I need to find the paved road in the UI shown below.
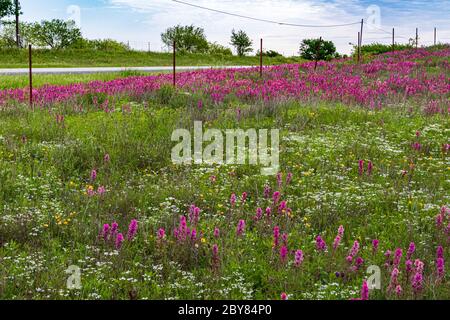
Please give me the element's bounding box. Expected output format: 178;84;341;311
0;65;252;75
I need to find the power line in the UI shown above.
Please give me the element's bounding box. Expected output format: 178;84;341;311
171;0;361;28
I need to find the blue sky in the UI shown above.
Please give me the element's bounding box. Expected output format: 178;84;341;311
16;0;450;54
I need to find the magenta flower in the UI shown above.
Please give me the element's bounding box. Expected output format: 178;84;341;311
265;207;272;218
255;207;263;221
286;172;293;185
273;226;280;248
214;227;220;238
411;272;423;294
127;219;138;241
236;220;245;236
241;192;248;202
349;241;360;258
230;193;237;207
436;258;445;279
372;239;379;252
315;236;327;251
393;248;403;267
405;260;413;274
263;185;271;198
157;228;165;240
97;186;106;196
338;225;344;237
389;268;399;291
294;250;304;267
280;292;288;300
395;285;402;297
101;224;110;241
278;200;287;214
280;245;288;263
272;191;281;204
111;221;118;235
360;280;369;300
333;235;341;251
358;160;364;176
104;153;110;163
115;233;124;250
90;169;97;181
414;259;424;274
276;172;283;188
281;233;288;246
406;242;416;260
197;99;203;110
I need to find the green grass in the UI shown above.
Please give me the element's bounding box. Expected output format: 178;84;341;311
0;88;448;299
0;48;303;68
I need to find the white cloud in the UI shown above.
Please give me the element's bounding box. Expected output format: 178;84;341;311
109;0;370;55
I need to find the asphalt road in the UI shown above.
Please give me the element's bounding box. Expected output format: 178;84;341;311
0;65;252;75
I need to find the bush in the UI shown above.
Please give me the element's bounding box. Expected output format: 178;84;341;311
207;42;232;56
71;38;129;51
300;38;337;61
357;43;412;55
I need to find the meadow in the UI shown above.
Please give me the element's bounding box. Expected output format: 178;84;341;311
0;47;448;300
0;48;302;69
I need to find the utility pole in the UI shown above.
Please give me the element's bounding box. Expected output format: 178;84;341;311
434;27;437;45
415;28;418;49
392;28;395;52
357;32;361;64
15;0;20;48
314;36;322;71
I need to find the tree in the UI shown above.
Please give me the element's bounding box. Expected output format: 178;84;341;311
0;0;20;47
300;38;337;61
230;29;253;56
30;19;82;49
161;25;208;53
0;0;15;19
0;20;32;47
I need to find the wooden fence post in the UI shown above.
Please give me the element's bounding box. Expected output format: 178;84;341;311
29;44;33;108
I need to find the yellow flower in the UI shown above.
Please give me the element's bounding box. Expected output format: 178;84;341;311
201;238;206;244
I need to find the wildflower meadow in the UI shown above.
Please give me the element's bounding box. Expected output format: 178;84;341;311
0;47;449;300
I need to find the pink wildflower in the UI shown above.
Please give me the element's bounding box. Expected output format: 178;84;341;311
236;220;245;236
294;250;304;267
115;233;124;250
127;219;138;241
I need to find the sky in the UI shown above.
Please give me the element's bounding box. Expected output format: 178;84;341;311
12;0;450;55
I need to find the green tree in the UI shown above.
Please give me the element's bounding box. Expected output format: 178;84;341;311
230;29;253;56
161;24;209;53
0;20;32;47
0;0;15;19
300;38;337;61
30;19;82;49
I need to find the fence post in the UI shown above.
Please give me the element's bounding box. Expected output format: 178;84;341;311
392;28;395;52
29;44;33;108
434;27;437;45
260;38;263;77
173;40;176;87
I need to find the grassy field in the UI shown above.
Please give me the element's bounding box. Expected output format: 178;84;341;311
0;48;448;300
0;48;302;68
0;98;448;299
